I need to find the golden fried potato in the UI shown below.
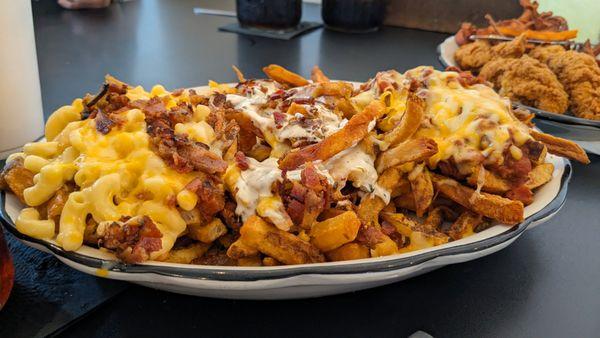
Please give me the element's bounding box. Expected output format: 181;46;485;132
311;65;330;83
309;211;361;252
188;218;228;243
381;91;425;146
262;64;309;87
530;130;589;164
408;163;434;217
279;100;385;170
163;242;211;264
239;216;325;265
525;163;554;190
375;138;438;173
446;211;483;241
431;173;524;225
326;243;370;261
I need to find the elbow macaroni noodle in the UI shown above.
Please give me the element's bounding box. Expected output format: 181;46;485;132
15;85;216;257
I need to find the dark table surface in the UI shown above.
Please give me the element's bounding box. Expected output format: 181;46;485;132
2;1;599;337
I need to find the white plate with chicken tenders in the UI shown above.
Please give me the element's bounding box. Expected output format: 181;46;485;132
437;1;600;154
0;64;585;299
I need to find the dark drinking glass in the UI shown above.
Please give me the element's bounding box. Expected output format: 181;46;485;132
236;0;302;30
322;0;387;33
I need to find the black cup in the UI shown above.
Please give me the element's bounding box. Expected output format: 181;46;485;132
236;0;302;30
322;0;387;33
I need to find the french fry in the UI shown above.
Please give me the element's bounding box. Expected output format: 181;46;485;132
309;211;361;252
279;100;385;170
163;242;210;264
312;81;354;98
381;91;425;147
232;65;245;82
262;64;309;87
446;211;483;241
335;97;358;119
431;173;524;225
311;65;330;83
357;167;401;225
408;163;434;217
227;238;259;259
239;216;325;265
394;193;416;211
422;207;444;233
188;218;228;243
525;163;554;190
466;166;511;194
262;257;281;266
375;138;438;173
326;242;370;261
370;234;399;257
496;27;578;41
530;130;589;164
286;102;308;116
381;212;449;252
237;256;263;266
390;176;411;198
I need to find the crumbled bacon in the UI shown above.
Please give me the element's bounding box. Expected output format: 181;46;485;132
151;132;227;174
280;163;330;229
95;110;117;134
446;66;488;87
234;151;249;170
184;174;225;217
220;197;242;230
98;216;163;264
273;111;286;129
356;225;386;249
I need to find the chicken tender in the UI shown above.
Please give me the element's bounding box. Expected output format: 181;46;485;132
479;58;518;88
454;40;492;72
498;56;568;114
490;34;527;59
569;82;600;120
529;45;567;64
543;50;600;119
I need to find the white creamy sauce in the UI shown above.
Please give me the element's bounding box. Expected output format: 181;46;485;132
322;145;388;203
233;157;282;221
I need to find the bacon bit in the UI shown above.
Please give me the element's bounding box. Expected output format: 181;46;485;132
171;88;185;97
291;97;314;105
165;194;177;208
95;110;116;134
268;89;287;101
108;82;127;95
210;93;226;108
446;66;488;87
98;216;163;264
234;151;249;170
184;174;225;217
221;198;242;230
300;163;328;192
356;225;386;248
280;163;330;229
506;185;534;205
381;221;408;248
273;111;286;128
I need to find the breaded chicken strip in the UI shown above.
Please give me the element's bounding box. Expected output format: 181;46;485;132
454;39;492;71
529;45;567;64
479;58;518;88
543;50;600;119
490;34;527;59
498;56;568;114
569;82;600;120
